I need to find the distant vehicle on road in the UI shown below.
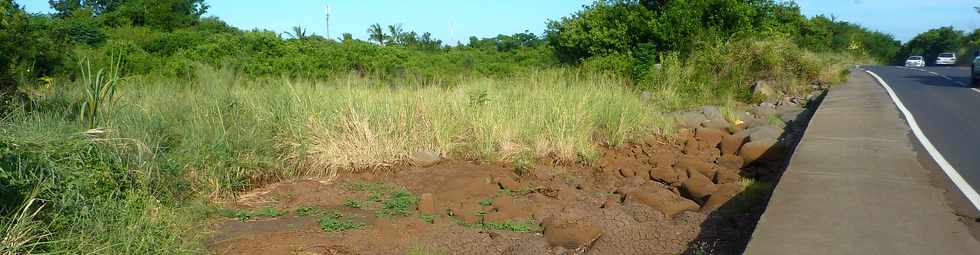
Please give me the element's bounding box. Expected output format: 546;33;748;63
936;53;957;66
972;55;980;87
905;56;925;67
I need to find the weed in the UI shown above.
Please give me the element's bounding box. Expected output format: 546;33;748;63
0;189;50;255
689;239;719;255
419;214;435;224
344;199;362;209
478;218;541;233
254;208;287;218
729;178;775;213
478;198;494;206
220;207;286;222
295;207;317;216
378;191;418;217
78;56;123;129
318;212;366;232
768;115;786;128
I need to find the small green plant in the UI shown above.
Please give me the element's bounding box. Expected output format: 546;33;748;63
344;199;362;209
378;191;418;217
295;207;317;216
78;56;123;129
220;207;287;221
419;214;435;224
478;219;540;233
254;207;287;218
478;198;494;206
318;211;366;232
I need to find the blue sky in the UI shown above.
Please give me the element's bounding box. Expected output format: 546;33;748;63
16;0;980;43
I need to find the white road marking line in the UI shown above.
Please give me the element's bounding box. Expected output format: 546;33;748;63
863;68;980;211
972;88;980;94
902;67;971;87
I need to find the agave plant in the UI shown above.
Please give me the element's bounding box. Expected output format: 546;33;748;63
79;56;123;129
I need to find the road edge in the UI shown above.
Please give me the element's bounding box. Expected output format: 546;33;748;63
861;67;980;211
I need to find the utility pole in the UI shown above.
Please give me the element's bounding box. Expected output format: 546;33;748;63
324;5;331;39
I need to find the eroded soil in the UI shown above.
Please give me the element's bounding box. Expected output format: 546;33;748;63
207;129;794;255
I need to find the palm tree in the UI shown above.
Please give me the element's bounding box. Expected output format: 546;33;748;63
367;23;387;46
285;26;308;39
387;24;404;46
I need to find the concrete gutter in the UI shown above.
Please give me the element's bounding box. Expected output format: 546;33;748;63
743;69;980;254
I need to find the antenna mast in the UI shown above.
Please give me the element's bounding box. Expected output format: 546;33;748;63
324;5;331;38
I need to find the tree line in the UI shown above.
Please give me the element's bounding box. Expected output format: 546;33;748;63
1;0;905;105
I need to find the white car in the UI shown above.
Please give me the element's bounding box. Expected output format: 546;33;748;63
936;53;957;65
905;56;925;67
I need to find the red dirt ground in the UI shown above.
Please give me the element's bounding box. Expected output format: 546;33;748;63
207;130;783;255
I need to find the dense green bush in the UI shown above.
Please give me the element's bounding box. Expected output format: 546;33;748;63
546;0;899;79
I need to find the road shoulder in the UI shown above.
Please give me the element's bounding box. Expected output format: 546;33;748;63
743;69;980;255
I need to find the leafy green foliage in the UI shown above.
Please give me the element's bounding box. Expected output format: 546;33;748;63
895;26;969;65
478;198;494;206
343;199;362;209
378;191;418;217
219;207;287;221
78;56;122;129
318;211;366;232
546;0;899;72
478;219;540;233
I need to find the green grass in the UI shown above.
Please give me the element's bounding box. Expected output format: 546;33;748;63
477;198;494;206
318;211;366;232
344;199;363;209
378;191;418;217
219;207;288;222
478;219;540;233
0;37;858;253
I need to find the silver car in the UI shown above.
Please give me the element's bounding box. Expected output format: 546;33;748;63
905;56;925;67
937;52;957;65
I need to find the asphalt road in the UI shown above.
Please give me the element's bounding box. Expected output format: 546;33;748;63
862;65;980;196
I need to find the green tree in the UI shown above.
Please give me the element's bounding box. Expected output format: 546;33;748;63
367;23;387;46
387;24;404;45
896;26;964;64
285;25;308;39
50;0;208;30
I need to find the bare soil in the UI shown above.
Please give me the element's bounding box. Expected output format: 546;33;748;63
206;126;797;255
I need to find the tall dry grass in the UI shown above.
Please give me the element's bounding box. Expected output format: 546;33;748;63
99;68;672;192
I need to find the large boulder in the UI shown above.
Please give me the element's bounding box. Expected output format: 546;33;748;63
681;169;718;202
678;112;708;129
675;156;717;179
701;106;724;121
751;102;777;118
740;139;780;163
713;168;740;185
701;119;731;130
720;131;749;155
778;106;806;123
410;150;443;167
650;167;684;186
700;183;742;213
695;127;726;148
716;154;745;170
627;183;699;217
746;126;782;142
542;210;603;252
